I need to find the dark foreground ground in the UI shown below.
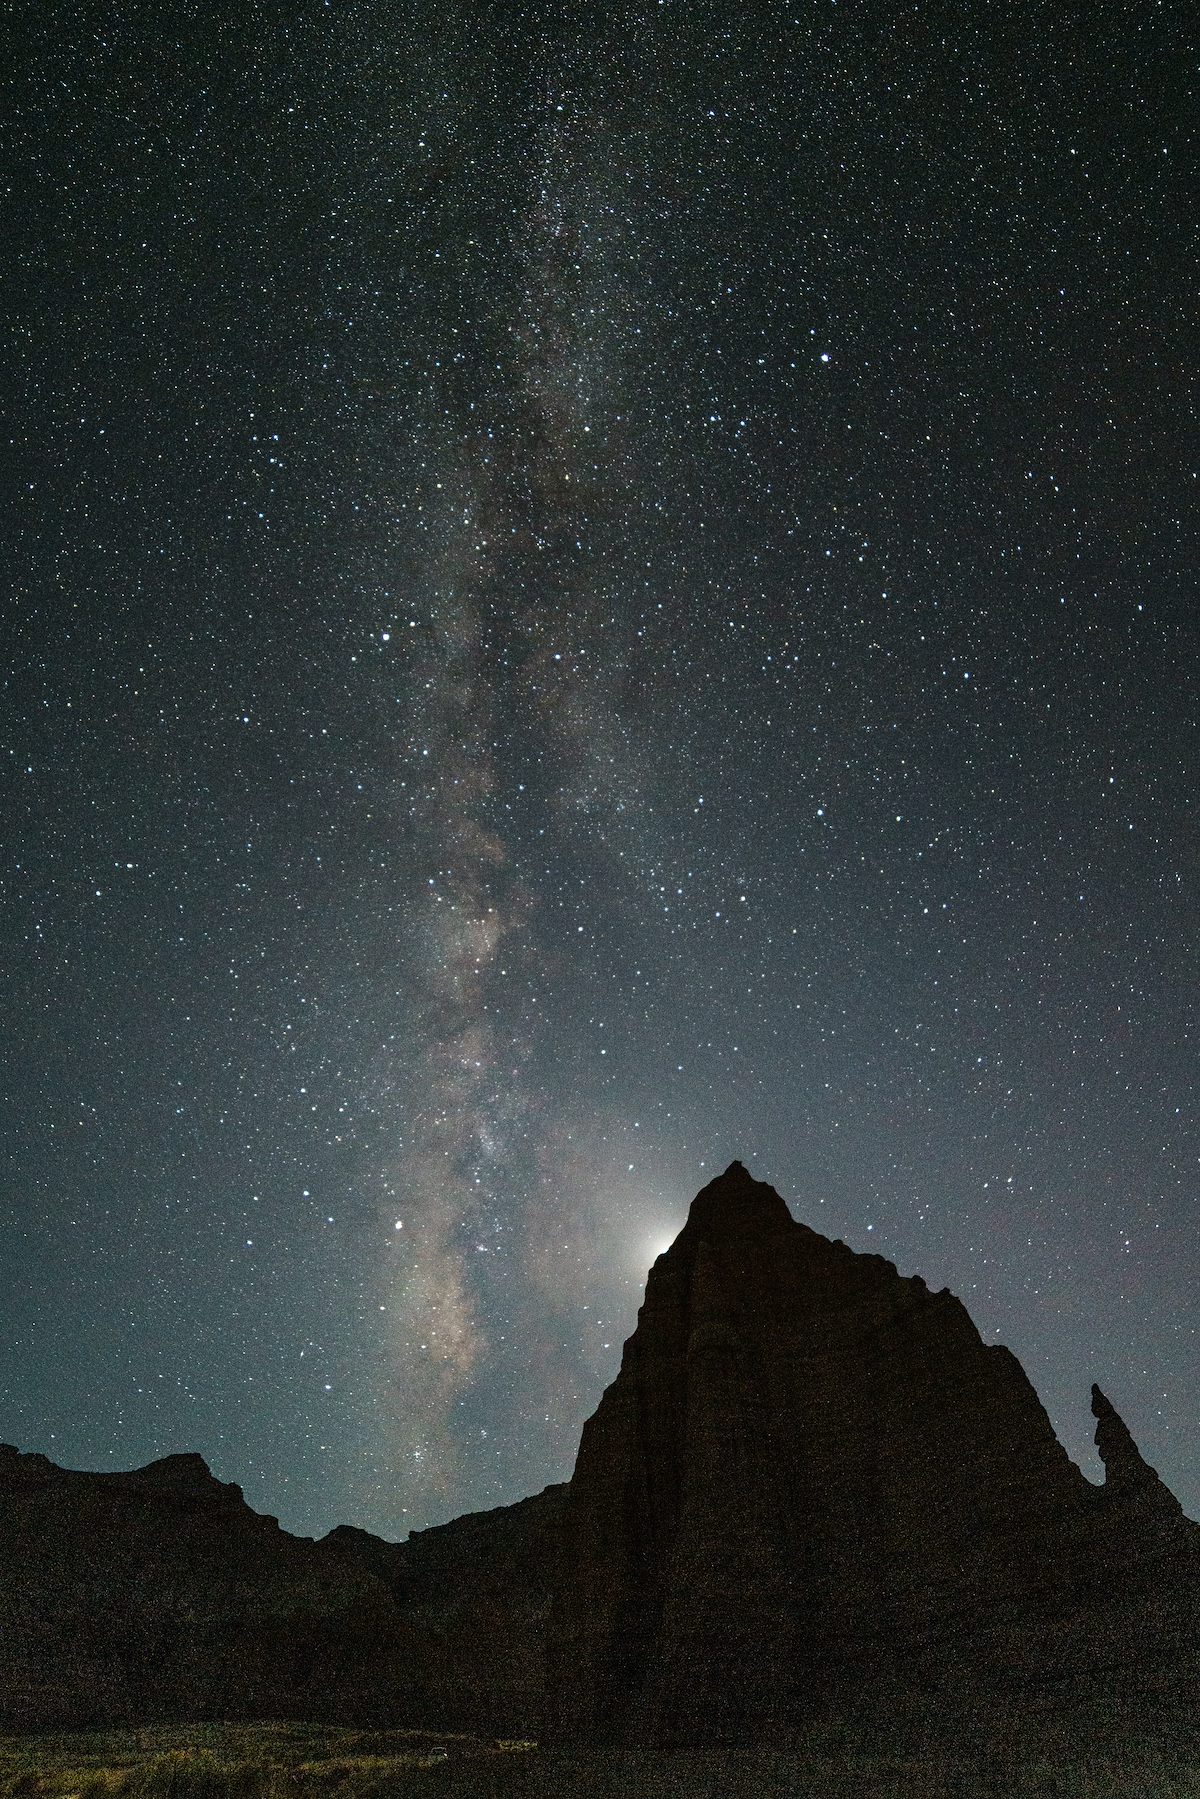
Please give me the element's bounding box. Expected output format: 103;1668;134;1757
1;1723;1197;1799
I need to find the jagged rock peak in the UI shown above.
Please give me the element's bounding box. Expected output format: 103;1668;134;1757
133;1452;219;1486
0;1444;55;1482
1091;1383;1182;1517
681;1158;795;1238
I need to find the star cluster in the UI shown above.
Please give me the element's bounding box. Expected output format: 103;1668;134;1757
1;0;1196;1535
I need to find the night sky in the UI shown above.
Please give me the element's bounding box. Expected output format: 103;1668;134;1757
3;1;1196;1540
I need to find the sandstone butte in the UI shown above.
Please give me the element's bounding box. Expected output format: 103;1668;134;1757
1;1161;1196;1758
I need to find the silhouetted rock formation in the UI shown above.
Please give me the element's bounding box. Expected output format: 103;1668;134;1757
1;1160;1197;1757
0;1443;411;1728
383;1483;565;1733
1092;1381;1184;1522
0;1441;558;1733
544;1164;1200;1753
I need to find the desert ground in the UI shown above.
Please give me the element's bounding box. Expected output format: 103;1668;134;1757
1;1722;1197;1799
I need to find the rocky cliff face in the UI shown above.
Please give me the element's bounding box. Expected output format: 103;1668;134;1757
1;1160;1196;1753
544;1162;1200;1751
0;1444;411;1728
0;1442;556;1732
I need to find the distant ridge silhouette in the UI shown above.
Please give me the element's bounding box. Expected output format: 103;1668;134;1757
2;1160;1196;1756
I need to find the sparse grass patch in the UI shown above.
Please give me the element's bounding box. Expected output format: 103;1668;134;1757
122;1751;276;1799
0;1727;540;1799
289;1756;450;1790
4;1727;1199;1799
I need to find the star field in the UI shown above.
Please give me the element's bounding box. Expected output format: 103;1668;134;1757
1;0;1196;1536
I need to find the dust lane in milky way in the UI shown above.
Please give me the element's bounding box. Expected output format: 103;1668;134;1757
1;2;1196;1535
